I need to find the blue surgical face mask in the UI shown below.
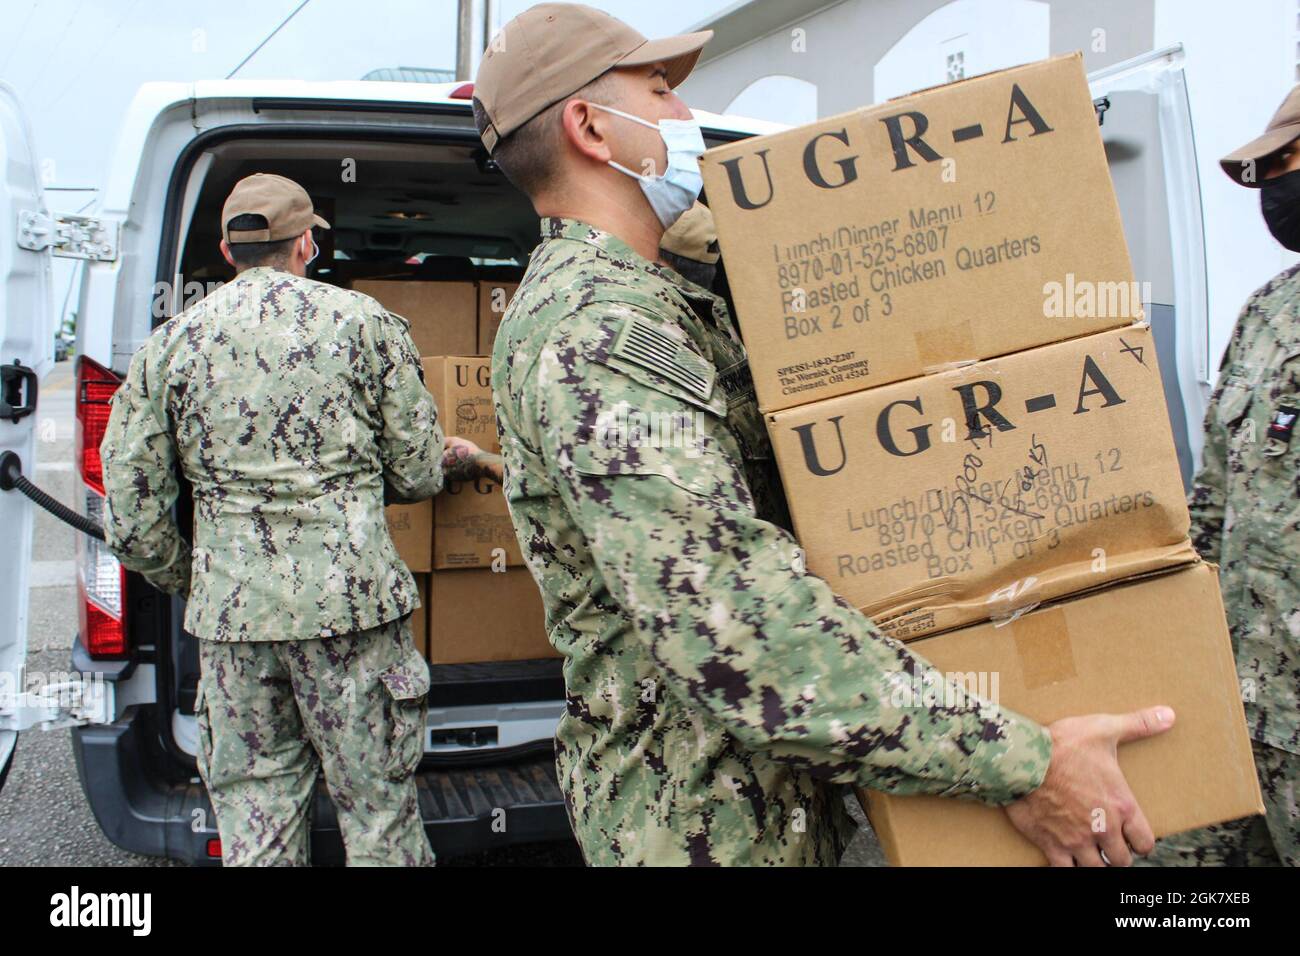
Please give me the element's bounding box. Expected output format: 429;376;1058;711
304;233;320;266
590;102;705;230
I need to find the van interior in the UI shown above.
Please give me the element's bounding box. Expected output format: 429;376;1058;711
178;137;538;289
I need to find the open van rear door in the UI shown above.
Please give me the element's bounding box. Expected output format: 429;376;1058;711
1087;45;1209;484
0;81;52;792
0;84;115;794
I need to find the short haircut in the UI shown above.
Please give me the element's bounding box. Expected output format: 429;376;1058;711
225;213;296;269
474;71;621;197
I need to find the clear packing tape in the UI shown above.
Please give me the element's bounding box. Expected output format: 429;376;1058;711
861;540;1200;642
918;316;1151;378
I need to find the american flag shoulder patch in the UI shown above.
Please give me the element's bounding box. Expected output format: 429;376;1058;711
611;316;715;401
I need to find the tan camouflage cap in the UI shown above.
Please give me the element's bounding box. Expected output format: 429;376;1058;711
474;2;712;153
222;173;330;243
1221;84;1300;187
660;201;720;264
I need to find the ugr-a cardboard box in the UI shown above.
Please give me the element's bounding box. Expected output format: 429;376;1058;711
422;356;499;453
768;325;1195;638
477;280;519;356
434;476;523;569
422;356;521;569
426;567;558;665
385;500;433;574
353;280;478;358
860;563;1263;867
700;53;1139;413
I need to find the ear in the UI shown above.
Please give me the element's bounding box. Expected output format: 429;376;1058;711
559;98;613;165
291;229;314;269
219;239;236;269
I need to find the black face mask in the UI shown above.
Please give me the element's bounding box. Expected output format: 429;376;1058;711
1261;168;1300;251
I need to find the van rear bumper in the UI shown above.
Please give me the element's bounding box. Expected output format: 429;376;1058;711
72;712;574;865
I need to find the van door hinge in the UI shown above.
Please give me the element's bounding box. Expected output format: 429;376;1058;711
0;359;38;423
16;210;119;261
0;678;113;731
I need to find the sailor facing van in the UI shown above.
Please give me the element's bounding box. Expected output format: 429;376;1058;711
99;173;443;866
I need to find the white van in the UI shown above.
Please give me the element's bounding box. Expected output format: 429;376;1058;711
1;47;1212;864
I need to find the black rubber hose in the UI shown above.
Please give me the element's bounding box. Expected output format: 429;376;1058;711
0;450;105;541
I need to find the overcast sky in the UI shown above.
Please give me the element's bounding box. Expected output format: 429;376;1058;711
0;0;733;203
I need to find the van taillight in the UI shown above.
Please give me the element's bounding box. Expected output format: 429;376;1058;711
75;356;127;659
79;577;125;657
449;82;474;99
76;356;120;495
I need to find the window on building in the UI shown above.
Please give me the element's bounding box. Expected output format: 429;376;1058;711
724;74;818;126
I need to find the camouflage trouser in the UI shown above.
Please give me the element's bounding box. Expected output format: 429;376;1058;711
1139;740;1298;867
195;616;434;867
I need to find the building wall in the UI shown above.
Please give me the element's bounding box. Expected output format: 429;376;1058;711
680;0;1156;118
1155;0;1299;368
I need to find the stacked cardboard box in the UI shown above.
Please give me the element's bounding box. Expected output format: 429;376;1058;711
405;566;553;666
433;477;524;569
862;564;1260;865
353;279;478;357
385;499;433;573
427;567;554;664
422;355;555;665
702;53;1140;411
701;51;1193;641
422;356;522;569
353;278;550;665
701;53;1260;863
766;325;1197;639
